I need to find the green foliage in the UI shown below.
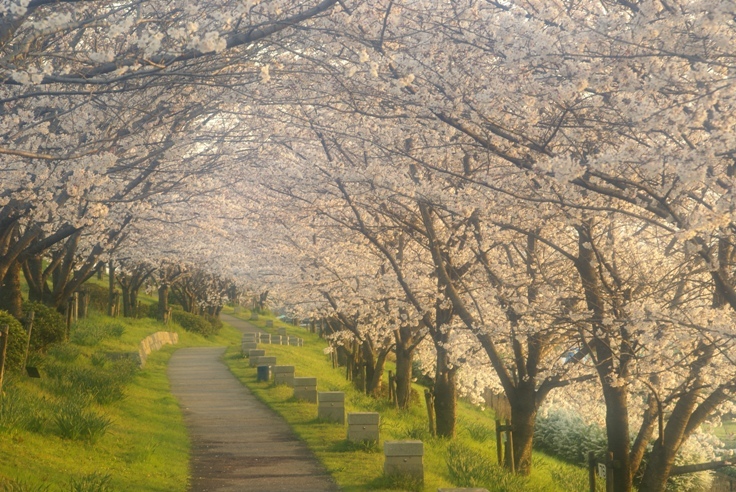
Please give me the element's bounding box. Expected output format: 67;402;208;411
0;478;51;492
445;441;530;491
146;302;183;319
22;302;65;352
204;313;223;332
44;359;137;405
70;319;125;346
54;398;112;443
0;382;49;434
81;283;109;314
534;410;607;464
48;343;80;363
136;300;151;318
172;310;216;336
0;310;28;371
67;473;113;492
463;421;494;443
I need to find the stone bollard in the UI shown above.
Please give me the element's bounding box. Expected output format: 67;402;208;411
271;335;282;345
288;336;299;346
259;333;271;344
273;365;295;386
347;412;379;442
257;365;271;382
241;341;258;355
298;338;304;347
293;377;317;403
266;320;274;328
384;441;423;482
278;327;287;336
248;349;266;366
242;333;257;343
318;392;345;424
250;312;259;320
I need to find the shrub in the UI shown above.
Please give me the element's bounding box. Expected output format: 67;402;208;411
445;441;529;490
0;384;50;435
81;283;109;314
0;310;28;371
22;302;65;352
172;310;215;336
463;421;494;443
136;300;151;318
534;410;607;464
146;302;184;319
54;398;112;443
204;313;223;333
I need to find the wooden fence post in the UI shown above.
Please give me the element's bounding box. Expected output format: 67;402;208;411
22;311;34;369
0;324;9;393
424;389;436;436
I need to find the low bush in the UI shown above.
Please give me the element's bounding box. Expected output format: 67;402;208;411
534;410;607;464
204;313;223;332
172;310;216;336
82;283;109;314
48;343;80;363
0;310;28;371
22;302;65;352
445;441;530;491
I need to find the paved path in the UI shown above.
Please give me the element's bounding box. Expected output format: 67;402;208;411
168;314;339;492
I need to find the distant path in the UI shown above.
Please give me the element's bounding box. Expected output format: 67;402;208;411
168;326;339;491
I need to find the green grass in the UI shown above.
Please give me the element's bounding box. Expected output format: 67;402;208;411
222;308;600;491
0;304;241;491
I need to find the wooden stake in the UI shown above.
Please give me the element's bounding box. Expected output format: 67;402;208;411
588;451;597;492
0;324;9;393
22;311;34;369
424;389;436;436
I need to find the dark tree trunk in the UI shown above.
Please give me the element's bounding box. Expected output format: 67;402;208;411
395;341;414;409
157;283;169;321
121;285;132;317
509;382;538;476
0;260;23;318
603;384;632;492
434;348;457;438
107;261;116;317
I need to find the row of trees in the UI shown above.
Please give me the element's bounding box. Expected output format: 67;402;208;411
2;1;735;491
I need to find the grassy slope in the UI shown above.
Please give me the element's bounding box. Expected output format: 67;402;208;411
222;308;601;492
0;309;241;490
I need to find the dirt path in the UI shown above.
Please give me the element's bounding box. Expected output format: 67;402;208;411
168;329;339;491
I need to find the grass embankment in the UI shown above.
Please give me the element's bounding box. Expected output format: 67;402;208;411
0;312;241;491
223;309;602;492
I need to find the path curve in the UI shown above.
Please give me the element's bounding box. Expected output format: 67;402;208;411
168;337;339;491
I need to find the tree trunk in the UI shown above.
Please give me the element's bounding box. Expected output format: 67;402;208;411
121;284;132;317
0;260;22;318
603;384;633;492
638;441;676;492
107;261;116;317
434;349;457;438
395;342;414;409
157;283;169;321
509;383;537;476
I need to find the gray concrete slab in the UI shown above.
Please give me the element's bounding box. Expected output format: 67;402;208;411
168;344;339;491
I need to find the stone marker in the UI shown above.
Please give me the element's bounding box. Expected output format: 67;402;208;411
293;377;317;403
318;392;345;424
248;349;266;366
288;336;299;346
278;327;287;336
242;333;257;342
273;365;295;386
347;412;379;442
266;320;274;328
384;440;423;481
251;355;276;368
241;341;258;355
259;333;271;344
250;312;259;320
271;335;282;345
